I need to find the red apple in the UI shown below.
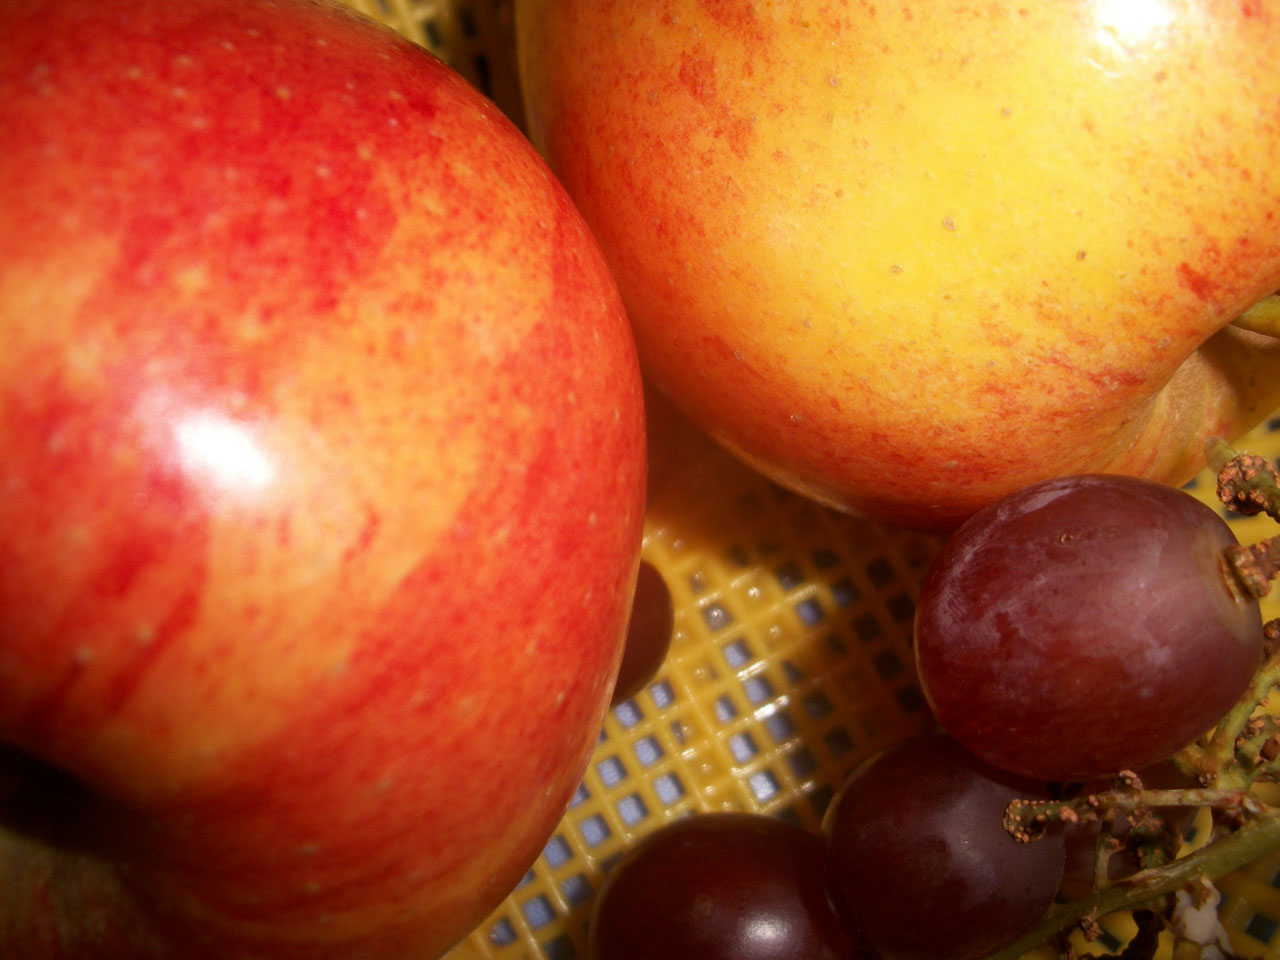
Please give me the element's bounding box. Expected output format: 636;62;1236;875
516;0;1280;531
0;1;647;957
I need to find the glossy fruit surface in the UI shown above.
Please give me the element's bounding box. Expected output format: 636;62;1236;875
0;1;646;957
516;0;1280;531
589;812;859;960
915;474;1262;781
824;732;1065;960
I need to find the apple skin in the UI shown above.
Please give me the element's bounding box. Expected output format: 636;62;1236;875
516;0;1280;531
0;1;647;958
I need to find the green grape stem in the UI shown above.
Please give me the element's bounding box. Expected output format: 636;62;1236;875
1232;711;1280;775
1176;620;1280;790
1227;538;1280;599
1003;787;1265;838
986;808;1280;960
1207;439;1280;525
1204;440;1280;605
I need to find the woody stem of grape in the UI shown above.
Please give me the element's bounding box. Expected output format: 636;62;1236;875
985;808;1280;960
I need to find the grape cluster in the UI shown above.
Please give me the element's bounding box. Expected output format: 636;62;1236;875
587;471;1273;960
589;733;1062;960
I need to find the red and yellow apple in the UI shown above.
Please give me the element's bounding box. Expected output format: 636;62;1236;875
516;0;1280;531
0;1;646;957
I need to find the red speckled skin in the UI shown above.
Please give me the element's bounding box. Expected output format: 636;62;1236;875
0;1;646;957
517;0;1280;531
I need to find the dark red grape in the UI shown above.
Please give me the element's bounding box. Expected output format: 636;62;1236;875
611;560;674;705
824;732;1065;960
588;812;860;960
914;473;1263;781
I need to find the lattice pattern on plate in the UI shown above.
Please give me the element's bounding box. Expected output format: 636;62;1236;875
443;393;1280;960
442;391;946;960
328;4;1280;958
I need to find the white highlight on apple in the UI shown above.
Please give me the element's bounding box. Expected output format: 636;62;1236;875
1093;0;1175;48
174;411;276;494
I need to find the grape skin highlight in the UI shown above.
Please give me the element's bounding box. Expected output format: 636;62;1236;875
824;732;1066;960
914;474;1263;782
588;812;859;960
